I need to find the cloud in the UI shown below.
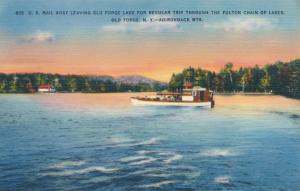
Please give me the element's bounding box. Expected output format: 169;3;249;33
102;15;181;33
204;17;276;32
22;30;55;43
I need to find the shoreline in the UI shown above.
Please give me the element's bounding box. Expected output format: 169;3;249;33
215;92;273;95
0;92;272;94
0;92;275;96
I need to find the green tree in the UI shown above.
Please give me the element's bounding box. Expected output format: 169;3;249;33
83;79;92;92
169;73;184;92
54;77;63;91
182;67;195;83
288;60;300;98
215;74;225;92
9;81;17;93
68;77;77;92
25;79;35;93
260;70;271;92
220;63;235;91
0;80;5;93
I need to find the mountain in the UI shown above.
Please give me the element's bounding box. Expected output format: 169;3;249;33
85;74;167;87
87;75;114;81
114;75;166;86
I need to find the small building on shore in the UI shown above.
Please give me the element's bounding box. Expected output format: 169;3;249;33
38;85;56;93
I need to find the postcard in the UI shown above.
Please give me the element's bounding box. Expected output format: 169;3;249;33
0;0;300;190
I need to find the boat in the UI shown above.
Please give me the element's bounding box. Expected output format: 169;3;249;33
131;82;215;108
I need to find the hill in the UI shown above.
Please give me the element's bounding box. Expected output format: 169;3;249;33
114;75;166;86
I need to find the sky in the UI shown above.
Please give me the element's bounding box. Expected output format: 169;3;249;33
0;0;300;81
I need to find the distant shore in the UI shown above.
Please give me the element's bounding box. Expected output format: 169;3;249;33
0;91;274;96
0;91;273;95
215;92;273;95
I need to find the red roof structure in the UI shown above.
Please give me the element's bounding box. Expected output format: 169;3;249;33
157;92;192;96
38;85;52;89
157;92;182;96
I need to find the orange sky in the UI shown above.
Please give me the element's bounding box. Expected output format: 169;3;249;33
1;32;299;82
1;0;300;82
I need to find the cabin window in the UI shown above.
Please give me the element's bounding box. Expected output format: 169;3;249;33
200;91;204;101
192;91;197;97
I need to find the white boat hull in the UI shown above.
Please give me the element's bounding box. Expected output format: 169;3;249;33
131;98;212;108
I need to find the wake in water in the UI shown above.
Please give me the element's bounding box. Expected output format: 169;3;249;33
109;136;134;144
163;153;183;164
144;173;172;178
119;149;183;166
41;166;118;176
214;175;231;184
47;161;85;169
40;137;194;189
137;180;176;188
128;157;157;165
118;155;148;162
103;137;161;148
199;148;239;157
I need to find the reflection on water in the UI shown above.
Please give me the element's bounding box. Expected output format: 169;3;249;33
30;92;148;109
0;93;300;190
215;94;300;111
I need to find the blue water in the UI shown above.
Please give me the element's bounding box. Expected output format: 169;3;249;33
1;93;300;191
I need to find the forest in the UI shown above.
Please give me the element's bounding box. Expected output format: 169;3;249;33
0;74;165;93
0;59;299;98
169;59;300;98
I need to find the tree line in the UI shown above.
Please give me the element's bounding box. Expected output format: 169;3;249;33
169;59;300;98
1;59;299;98
0;73;166;93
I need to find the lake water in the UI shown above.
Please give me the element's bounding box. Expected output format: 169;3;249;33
1;93;300;191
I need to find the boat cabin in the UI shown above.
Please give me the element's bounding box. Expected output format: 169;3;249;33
156;85;213;102
182;86;213;102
